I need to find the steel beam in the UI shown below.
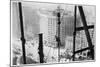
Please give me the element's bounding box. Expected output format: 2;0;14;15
76;25;94;31
18;2;26;64
78;6;94;60
75;45;94;54
73;6;77;61
38;34;44;63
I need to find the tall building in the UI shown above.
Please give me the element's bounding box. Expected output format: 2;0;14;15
47;16;57;47
47;15;66;47
60;16;66;47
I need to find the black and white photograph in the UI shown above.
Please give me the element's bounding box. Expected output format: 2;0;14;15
10;0;96;66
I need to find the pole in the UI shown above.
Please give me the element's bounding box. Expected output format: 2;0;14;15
18;2;26;64
57;12;61;62
38;34;44;63
73;6;77;61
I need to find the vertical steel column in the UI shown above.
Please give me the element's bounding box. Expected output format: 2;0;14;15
57;12;61;62
78;6;94;60
38;34;44;63
73;6;77;61
18;2;26;64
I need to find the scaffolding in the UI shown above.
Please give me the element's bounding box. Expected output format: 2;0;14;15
16;2;95;64
72;6;94;61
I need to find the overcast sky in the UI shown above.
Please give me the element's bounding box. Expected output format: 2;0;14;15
11;1;95;41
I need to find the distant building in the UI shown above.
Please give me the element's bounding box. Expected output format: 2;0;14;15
47;16;57;47
47;15;66;47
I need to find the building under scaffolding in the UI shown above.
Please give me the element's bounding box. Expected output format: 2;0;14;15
11;1;95;66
